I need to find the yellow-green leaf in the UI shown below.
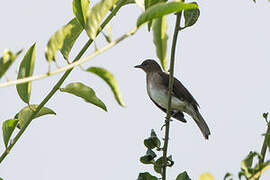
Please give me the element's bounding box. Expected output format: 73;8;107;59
0;49;22;79
153;16;168;71
144;0;159;31
2;119;18;148
199;173;215;180
17;105;56;129
137;2;198;27
45;18;83;61
85;0;117;40
60;82;107;111
87;67;125;107
16;43;36;104
73;0;90;27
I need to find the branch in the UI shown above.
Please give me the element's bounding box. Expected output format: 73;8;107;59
0;27;137;88
249;165;270;180
0;0;128;163
162;12;183;180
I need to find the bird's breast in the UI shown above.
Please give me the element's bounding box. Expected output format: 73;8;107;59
147;79;186;110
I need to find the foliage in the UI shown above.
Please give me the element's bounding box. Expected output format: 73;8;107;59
16;43;36;104
0;1;270;180
0;49;22;79
152;16;168;71
60;82;107;111
45;18;83;62
86;67;125;107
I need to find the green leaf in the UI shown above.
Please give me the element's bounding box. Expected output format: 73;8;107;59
144;0;159;31
16;43;36;104
152;16;168;71
45;18;83;62
17;105;56;129
224;173;233;180
153;157;163;174
140;148;156;164
240;151;262;178
144;0;159;11
2;119;18;148
199;173;214;180
87;67;125;107
85;0;118;40
242;152;256;170
176;171;191;180
137;2;198;27
144;129;161;149
73;0;90;27
184;3;200;28
0;49;22;79
60;82;107;111
137;172;158;180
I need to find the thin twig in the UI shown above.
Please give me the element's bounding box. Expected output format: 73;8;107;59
260;123;270;164
0;27;137;88
253;115;270;180
162;12;183;180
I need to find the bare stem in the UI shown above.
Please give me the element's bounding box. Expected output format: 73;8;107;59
255;117;270;180
260;123;270;164
162;12;183;180
0;0;127;164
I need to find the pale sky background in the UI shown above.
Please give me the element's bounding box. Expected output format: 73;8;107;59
1;0;270;180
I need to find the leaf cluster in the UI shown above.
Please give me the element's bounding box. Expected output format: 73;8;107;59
1;0;127;154
137;129;193;180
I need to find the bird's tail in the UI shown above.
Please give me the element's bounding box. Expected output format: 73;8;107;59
192;110;211;139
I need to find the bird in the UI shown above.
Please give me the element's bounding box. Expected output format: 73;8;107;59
135;59;210;139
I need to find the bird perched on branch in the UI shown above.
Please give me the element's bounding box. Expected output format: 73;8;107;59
135;59;210;139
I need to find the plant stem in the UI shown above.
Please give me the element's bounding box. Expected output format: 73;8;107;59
162;12;182;180
260;122;270;164
0;0;126;164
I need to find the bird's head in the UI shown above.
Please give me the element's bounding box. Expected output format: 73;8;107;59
134;59;162;74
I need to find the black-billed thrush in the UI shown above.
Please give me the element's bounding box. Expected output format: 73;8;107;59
135;59;210;139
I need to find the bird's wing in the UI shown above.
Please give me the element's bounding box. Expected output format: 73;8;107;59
159;72;199;110
149;96;187;123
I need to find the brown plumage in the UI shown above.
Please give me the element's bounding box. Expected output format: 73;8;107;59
135;59;211;139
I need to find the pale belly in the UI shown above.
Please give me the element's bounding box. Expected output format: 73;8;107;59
148;83;186;110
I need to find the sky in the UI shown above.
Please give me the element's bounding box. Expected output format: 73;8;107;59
1;0;270;180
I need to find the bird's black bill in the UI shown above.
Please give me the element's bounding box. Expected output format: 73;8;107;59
134;64;142;68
